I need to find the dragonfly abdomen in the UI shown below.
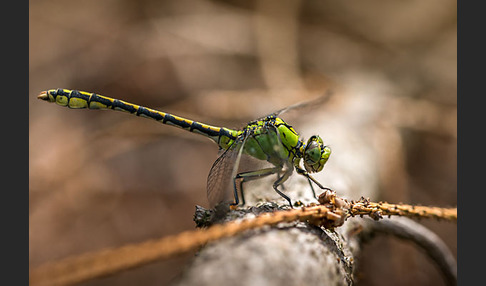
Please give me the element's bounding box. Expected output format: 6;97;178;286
38;89;238;149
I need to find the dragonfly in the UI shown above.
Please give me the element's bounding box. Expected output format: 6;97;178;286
38;88;332;208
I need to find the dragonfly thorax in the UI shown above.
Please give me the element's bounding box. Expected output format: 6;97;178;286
302;135;331;173
240;116;300;167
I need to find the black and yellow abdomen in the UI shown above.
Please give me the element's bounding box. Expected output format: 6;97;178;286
38;89;239;150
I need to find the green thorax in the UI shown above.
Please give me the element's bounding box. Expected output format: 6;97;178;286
229;116;303;167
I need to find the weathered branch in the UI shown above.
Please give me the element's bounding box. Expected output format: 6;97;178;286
173;203;361;286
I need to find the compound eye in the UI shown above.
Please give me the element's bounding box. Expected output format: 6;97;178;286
303;136;331;173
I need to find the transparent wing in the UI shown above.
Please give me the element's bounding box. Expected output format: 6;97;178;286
272;90;334;118
207;133;248;208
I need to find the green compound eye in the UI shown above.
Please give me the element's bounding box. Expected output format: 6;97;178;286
303;135;331;173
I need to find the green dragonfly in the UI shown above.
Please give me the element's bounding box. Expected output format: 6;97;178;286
38;88;332;208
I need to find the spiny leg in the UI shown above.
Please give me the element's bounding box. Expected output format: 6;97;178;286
232;167;281;206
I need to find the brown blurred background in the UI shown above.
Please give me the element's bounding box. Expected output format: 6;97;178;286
29;0;456;285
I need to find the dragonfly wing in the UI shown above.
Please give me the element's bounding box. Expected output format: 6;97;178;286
207;134;248;208
272;90;334;117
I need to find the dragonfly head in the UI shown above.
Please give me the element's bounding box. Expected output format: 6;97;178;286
303;135;331;173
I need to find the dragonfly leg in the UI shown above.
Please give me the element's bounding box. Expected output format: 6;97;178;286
232;167;281;207
295;166;333;200
231;179;240;207
272;169;293;208
277;170;287;191
306;177;317;199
